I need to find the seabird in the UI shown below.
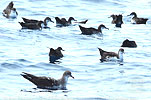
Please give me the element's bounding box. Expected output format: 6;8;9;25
98;48;124;62
79;24;109;35
21;71;74;90
128;12;148;24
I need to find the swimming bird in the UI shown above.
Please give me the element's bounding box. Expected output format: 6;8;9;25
79;24;109;35
19;21;43;30
109;14;123;28
121;39;137;48
22;17;54;28
55;17;77;26
2;1;18;18
98;48;124;62
115;14;123;28
128;12;148;24
109;14;118;24
21;71;74;90
75;19;88;24
49;47;64;63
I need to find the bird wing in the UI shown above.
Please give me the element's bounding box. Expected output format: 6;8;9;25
19;22;40;29
22;17;39;23
21;72;59;88
79;25;98;35
103;52;119;59
135;18;148;24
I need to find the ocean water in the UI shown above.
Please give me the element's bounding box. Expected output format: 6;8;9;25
0;0;151;100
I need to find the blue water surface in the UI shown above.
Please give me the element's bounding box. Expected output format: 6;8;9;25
0;0;151;100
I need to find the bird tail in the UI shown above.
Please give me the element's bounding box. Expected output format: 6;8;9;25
21;72;37;84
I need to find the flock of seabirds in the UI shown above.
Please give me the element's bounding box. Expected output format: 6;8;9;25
2;1;148;90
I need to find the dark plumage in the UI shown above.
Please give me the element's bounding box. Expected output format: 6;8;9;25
49;47;64;63
109;14;123;28
79;24;109;35
55;17;76;26
121;39;137;48
2;1;18;18
21;71;74;90
75;19;88;24
19;21;43;30
128;12;148;24
98;48;124;62
109;14;118;24
22;17;54;27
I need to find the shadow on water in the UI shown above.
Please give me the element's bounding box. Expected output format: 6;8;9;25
21;88;71;93
21;88;107;100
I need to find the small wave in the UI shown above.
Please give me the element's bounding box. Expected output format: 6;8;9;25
1;63;21;69
16;59;31;63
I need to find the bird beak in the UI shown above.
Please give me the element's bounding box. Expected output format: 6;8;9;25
74;19;77;21
105;27;109;30
70;75;74;79
51;20;54;23
62;49;65;51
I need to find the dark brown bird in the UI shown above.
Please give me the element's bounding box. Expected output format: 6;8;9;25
128;12;148;24
75;19;88;24
21;71;74;90
121;39;137;48
19;21;43;30
49;47;64;63
22;17;54;27
55;17;77;26
79;24;109;35
109;14;118;24
98;48;124;62
109;14;123;28
2;1;18;18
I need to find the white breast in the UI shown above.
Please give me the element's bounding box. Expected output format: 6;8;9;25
9;10;17;18
131;19;136;24
118;51;123;62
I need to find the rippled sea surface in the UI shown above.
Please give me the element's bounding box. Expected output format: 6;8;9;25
0;0;151;100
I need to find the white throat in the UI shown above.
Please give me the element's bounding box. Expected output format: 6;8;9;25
41;23;45;28
129;15;136;24
101;27;106;30
118;51;124;62
10;10;17;18
61;76;69;89
45;20;49;26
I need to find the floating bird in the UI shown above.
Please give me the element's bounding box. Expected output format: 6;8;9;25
109;14;118;24
79;24;109;35
21;71;74;90
2;1;18;18
22;17;54;28
115;14;123;28
128;12;148;24
75;19;88;24
19;21;43;30
121;39;137;48
49;47;64;63
55;17;77;26
109;14;123;28
98;48;124;62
